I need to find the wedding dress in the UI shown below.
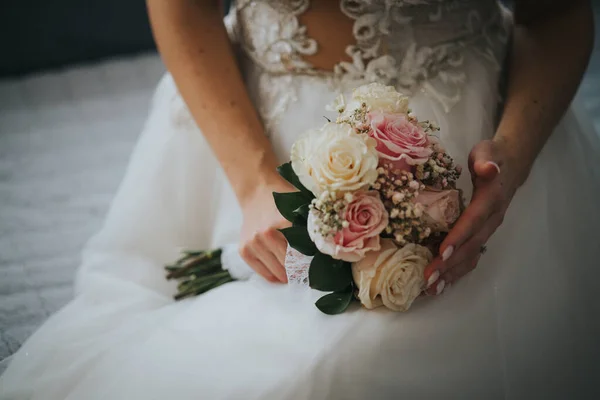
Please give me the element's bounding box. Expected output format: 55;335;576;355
2;1;600;399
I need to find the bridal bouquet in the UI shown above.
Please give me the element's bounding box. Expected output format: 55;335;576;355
166;83;463;314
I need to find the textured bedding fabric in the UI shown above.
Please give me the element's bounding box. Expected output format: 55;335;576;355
0;53;166;365
1;30;599;368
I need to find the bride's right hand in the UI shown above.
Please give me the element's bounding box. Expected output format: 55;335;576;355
239;179;294;283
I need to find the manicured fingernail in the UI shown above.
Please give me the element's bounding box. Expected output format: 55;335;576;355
442;246;454;261
486;161;501;174
435;280;446;296
426;270;440;288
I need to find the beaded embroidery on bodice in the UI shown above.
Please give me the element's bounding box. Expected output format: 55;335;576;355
226;0;510;127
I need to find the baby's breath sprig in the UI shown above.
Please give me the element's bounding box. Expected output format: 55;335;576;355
374;164;432;246
418;119;440;134
310;190;353;237
336;102;370;134
416;145;462;190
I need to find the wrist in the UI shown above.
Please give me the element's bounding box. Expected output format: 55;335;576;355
237;159;297;210
236;170;280;208
226;141;280;204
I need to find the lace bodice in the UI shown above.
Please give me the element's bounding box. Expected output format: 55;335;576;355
226;0;510;128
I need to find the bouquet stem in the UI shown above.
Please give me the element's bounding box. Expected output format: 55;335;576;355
165;248;234;300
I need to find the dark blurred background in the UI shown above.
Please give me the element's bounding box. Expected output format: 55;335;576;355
0;1;234;78
0;1;156;77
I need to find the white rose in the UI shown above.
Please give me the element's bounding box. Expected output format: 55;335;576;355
351;239;432;312
351;83;410;114
291;123;379;196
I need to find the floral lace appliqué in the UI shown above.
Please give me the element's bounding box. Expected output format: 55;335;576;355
229;0;318;73
335;0;510;111
228;0;511;124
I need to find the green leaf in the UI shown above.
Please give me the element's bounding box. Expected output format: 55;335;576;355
277;162;314;198
290;203;310;227
309;252;353;292
293;203;310;220
273;192;311;222
279;226;317;256
292;215;307;228
182;250;206;257
315;290;353;315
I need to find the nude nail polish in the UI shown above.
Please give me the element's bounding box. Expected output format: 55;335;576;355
435;280;446;296
426;270;440;288
442;246;454;261
486;161;501;174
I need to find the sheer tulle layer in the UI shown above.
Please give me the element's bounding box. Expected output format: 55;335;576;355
1;50;599;399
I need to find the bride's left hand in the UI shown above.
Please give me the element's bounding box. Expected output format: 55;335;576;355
423;139;520;295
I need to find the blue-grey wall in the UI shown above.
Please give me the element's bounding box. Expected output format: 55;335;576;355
0;0;156;77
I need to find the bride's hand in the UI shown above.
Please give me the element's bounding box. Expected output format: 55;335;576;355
239;179;294;283
423;139;521;295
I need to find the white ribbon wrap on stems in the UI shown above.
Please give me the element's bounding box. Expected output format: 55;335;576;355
220;244;312;286
221;244;254;281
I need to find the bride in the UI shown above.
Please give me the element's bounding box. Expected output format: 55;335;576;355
2;0;599;398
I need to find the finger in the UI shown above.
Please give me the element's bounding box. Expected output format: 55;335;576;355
439;192;494;261
255;237;288;283
240;246;277;282
443;213;502;273
442;233;486;278
440;213;502;285
442;253;482;285
468;141;502;181
424;257;444;289
264;228;288;265
425;251;480;296
424;277;447;296
474;161;500;181
423;257;449;296
431;213;500;295
425;211;492;292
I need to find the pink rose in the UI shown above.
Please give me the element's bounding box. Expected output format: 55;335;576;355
414;189;461;232
368;112;432;170
308;191;389;262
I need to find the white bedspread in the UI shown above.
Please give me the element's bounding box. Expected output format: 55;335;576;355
0;53;165;364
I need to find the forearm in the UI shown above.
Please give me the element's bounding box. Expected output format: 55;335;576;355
494;0;594;187
147;0;281;204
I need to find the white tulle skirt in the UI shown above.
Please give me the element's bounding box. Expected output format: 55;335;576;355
1;49;599;399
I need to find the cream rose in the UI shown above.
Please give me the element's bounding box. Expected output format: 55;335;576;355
351;239;432;312
337;83;411;127
291;123;379;196
352;83;410;114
